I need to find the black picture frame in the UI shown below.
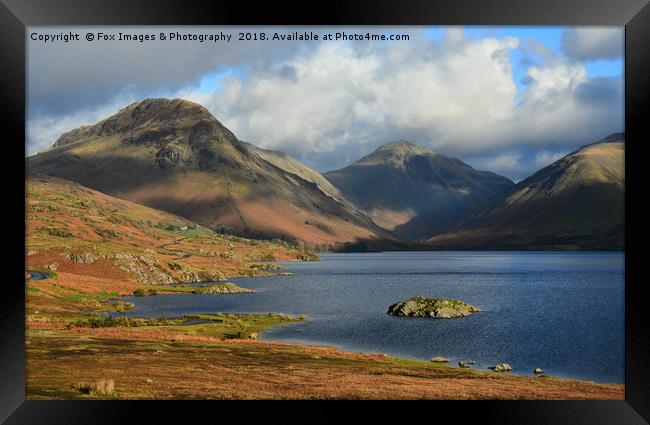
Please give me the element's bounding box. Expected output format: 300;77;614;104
1;0;649;423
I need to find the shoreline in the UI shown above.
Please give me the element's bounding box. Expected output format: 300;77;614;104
116;287;623;386
257;333;624;385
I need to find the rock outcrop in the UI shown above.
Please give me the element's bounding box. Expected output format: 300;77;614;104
387;296;480;319
192;283;254;294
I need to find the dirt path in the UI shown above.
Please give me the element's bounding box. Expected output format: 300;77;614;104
156;237;192;259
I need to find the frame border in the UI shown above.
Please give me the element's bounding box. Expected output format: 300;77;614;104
2;0;649;423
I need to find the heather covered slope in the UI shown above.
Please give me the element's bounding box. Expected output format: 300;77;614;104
324;141;514;240
28;98;396;249
26;176;315;299
427;134;625;250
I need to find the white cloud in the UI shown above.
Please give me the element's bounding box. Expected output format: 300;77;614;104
187;32;522;158
561;27;624;61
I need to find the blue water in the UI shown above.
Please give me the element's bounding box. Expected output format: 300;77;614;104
119;251;624;383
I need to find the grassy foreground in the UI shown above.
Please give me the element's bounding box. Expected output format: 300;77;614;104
26;328;623;400
25;177;623;400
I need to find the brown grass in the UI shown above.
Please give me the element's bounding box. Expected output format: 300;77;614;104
26;332;623;400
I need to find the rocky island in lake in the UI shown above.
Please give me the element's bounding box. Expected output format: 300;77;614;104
387;296;480;319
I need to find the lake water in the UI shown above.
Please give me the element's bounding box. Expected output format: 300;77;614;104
119;251;624;383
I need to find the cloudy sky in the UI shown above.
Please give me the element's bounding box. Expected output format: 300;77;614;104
27;26;623;181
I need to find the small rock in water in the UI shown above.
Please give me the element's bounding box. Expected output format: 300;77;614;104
490;363;513;372
458;361;470;368
431;356;450;363
467;360;476;365
534;368;544;374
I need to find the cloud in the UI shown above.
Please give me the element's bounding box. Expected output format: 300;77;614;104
27;26;314;118
561;28;623;61
468;152;524;177
27;94;140;155
535;150;568;168
574;77;622;105
188;32;523;160
27;26;624;181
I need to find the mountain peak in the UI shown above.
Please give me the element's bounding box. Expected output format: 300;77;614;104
53;98;218;148
376;140;434;155
122;98;211;119
600;132;625;143
354;141;436;166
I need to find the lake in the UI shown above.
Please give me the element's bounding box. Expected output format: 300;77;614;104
119;251;624;383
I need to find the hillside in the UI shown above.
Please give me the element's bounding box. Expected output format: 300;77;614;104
26;175;317;313
324;141;514;239
28;98;396;250
242;142;349;205
427;134;625;250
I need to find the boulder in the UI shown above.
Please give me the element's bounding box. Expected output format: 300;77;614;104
534;368;544;374
491;363;513;372
45;262;59;271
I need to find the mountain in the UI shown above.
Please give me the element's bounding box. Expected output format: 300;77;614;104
27;98;396;249
324;140;515;240
427;134;625;250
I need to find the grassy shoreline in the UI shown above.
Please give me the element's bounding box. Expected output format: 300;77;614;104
26;328;623;400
